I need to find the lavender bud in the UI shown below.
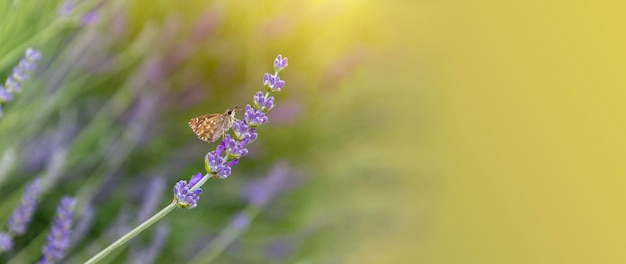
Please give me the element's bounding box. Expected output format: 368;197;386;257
4;48;41;94
25;48;42;62
8;178;42;235
40;197;76;264
224;135;248;158
0;232;13;251
244;104;268;127
253;91;274;111
0;86;13;102
173;174;203;209
262;74;284;92
273;54;288;72
233;119;258;142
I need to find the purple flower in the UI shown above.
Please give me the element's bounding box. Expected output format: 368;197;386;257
58;0;75;18
0;86;12;102
205;151;230;178
244;104;268;127
173;174;203;209
224;134;248;158
3;48;41;94
181;55;288;205
189;172;203;187
40;196;76;264
253;91;274;111
0;232;13;251
242;162;297;207
230;213;250;230
81;10;101;25
8;178;42;235
263;73;284;92
233;119;258;142
273;54;288;72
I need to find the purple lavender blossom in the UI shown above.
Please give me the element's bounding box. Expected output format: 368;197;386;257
224;134;248;158
232;119;258;142
273;54;288;72
58;0;75;18
0;86;12;102
0;232;13;251
199;54;288;183
8;178;42;235
205;151;231;179
253;91;274;111
173;173;203;209
5;48;41;93
40;196;76;264
244;104;268;127
262;73;285;92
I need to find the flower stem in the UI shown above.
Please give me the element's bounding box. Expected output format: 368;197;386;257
84;202;177;264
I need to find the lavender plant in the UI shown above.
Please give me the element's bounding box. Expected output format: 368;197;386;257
0;48;41;118
83;54;288;264
40;196;76;264
0;178;42;253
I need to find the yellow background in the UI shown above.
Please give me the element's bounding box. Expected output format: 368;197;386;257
345;0;626;263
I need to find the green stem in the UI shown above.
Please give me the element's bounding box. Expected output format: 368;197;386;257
84;202;177;264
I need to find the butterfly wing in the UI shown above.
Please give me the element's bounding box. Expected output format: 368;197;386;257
189;114;224;142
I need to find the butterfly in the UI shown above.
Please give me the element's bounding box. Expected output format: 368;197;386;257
188;107;239;143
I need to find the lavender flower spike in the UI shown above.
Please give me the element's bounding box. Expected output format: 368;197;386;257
8;178;42;235
173;173;203;209
40;196;76;264
200;54;288;183
5;48;41;93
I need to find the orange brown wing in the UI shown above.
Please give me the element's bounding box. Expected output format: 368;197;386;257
188;114;223;142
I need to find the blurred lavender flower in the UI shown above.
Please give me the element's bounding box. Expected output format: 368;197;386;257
0;48;41;118
81;10;101;25
242;162;297;207
0;232;12;251
8;178;42;235
0;87;12;102
58;0;74;18
230;212;250;230
136;177;166;222
5;48;41;93
69;203;95;248
265;239;295;260
40;196;76;264
128;223;170;264
173;173;203;209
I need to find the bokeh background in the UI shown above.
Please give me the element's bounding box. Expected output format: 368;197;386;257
1;0;626;263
